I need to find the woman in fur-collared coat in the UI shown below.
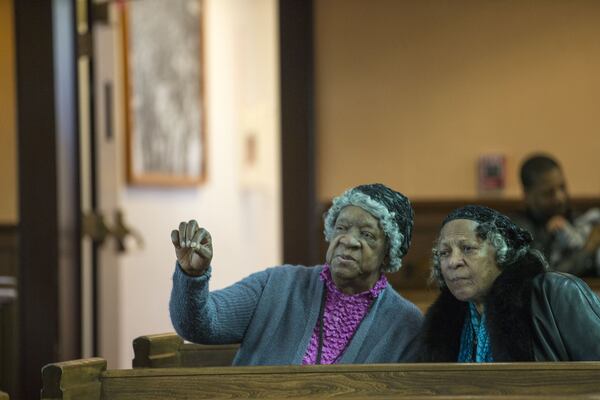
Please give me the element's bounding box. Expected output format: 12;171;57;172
417;205;600;362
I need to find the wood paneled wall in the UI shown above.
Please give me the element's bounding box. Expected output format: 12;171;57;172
0;225;18;398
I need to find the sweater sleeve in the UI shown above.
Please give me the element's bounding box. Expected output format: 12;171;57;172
169;262;270;344
531;272;600;360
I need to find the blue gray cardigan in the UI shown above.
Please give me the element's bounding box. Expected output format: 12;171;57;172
170;263;423;365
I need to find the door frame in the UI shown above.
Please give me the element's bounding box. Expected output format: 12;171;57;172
14;1;82;398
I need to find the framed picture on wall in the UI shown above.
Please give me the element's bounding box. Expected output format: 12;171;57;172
121;0;206;186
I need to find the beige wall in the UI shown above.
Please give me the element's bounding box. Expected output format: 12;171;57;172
0;0;18;223
316;0;600;201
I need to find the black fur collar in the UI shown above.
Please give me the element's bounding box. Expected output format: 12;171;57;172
418;254;545;362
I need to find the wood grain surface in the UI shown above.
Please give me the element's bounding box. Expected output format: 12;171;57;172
99;362;600;399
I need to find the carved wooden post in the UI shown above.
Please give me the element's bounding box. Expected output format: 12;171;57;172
41;358;106;400
132;333;183;368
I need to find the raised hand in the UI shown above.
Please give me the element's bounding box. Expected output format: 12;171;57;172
171;220;213;276
546;215;568;233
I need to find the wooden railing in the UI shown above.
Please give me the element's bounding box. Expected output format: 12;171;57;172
42;357;600;399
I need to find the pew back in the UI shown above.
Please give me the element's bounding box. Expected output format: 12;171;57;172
43;357;600;400
132;333;238;367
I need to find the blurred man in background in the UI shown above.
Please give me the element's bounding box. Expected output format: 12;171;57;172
514;154;600;276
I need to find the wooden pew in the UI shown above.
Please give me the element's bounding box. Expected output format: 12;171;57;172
42;358;600;399
132;333;238;367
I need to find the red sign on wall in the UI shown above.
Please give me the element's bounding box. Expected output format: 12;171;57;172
478;154;506;193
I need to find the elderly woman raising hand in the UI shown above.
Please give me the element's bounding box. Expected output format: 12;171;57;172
169;183;423;365
418;205;600;362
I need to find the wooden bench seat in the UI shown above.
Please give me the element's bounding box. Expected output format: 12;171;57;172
42;357;600;399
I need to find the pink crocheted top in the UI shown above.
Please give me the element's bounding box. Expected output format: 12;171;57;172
302;264;388;365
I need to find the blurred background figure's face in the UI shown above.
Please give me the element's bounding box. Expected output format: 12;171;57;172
525;167;569;220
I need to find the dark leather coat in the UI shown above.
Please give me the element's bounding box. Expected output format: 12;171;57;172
417;253;600;361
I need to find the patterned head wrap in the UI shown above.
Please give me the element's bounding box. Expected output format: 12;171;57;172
443;205;533;256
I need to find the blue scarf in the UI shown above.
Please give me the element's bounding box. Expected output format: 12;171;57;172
458;303;494;362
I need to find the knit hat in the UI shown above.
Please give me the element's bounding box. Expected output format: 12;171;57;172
324;183;413;273
442;205;533;265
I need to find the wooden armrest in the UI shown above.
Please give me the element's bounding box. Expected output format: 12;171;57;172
41;357;106;400
133;332;239;368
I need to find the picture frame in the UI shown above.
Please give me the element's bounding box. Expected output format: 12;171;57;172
121;0;206;186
